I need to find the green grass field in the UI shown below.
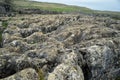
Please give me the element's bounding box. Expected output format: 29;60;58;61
0;0;120;18
12;0;120;19
13;0;93;13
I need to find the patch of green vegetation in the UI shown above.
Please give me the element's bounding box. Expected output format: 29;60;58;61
116;76;120;80
12;0;93;13
13;0;120;18
93;10;120;20
8;17;12;20
38;69;45;80
0;21;8;45
2;21;8;28
3;0;116;18
111;15;120;20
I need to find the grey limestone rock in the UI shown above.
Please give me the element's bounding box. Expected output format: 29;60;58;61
0;68;39;80
0;14;120;80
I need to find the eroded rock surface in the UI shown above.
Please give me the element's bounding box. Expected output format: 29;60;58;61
0;14;120;80
1;68;39;80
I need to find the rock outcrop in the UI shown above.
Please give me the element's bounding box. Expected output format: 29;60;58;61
1;68;39;80
0;14;120;80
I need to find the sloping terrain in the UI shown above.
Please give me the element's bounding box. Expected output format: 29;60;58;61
12;0;120;18
0;14;120;80
0;0;120;19
13;0;92;13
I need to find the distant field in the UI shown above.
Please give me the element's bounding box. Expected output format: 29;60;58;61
13;0;93;13
12;0;120;19
0;0;119;19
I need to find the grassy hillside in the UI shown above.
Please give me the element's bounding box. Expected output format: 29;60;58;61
0;0;120;19
13;0;93;13
12;0;120;18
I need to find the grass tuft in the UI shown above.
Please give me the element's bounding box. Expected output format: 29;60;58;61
38;69;45;80
2;21;8;28
116;77;120;80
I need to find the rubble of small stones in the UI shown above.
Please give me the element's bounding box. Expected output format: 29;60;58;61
0;14;120;80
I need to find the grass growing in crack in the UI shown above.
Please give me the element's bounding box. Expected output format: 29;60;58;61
2;21;8;28
0;21;8;45
116;77;120;80
37;68;45;80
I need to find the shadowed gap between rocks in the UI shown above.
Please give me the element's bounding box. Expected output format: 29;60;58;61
0;42;2;48
0;64;16;79
79;50;92;80
41;21;65;34
0;57;35;79
41;26;58;34
81;63;92;80
0;32;3;48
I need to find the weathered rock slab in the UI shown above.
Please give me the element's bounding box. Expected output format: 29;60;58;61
0;68;39;80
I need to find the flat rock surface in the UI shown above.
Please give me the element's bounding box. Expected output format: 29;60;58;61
0;14;120;80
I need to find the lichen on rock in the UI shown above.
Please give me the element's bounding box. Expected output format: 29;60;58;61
0;14;120;80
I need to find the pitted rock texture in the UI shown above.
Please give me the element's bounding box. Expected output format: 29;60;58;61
0;14;120;80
